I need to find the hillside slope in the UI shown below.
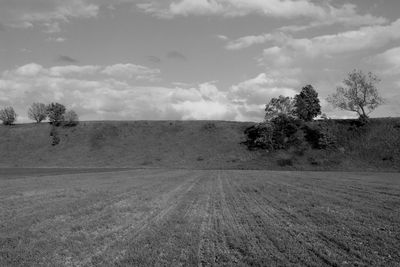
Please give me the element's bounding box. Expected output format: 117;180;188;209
0;119;399;171
0;121;256;168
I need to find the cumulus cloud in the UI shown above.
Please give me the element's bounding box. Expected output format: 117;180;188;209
228;73;299;121
370;46;400;75
137;0;385;28
0;0;99;32
0;63;240;122
47;37;66;42
0;63;307;122
227;18;400;55
101;64;161;81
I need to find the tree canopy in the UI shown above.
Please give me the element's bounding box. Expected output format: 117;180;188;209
265;95;296;121
294;85;321;121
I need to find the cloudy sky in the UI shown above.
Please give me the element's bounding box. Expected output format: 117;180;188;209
1;0;400;122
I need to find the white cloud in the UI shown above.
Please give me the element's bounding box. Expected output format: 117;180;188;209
137;0;385;28
12;63;44;77
228;73;299;121
4;63;161;82
47;37;67;42
0;63;240;122
226;33;275;50
0;0;99;32
49;65;102;76
102;64;161;81
227;18;400;56
370;46;400;75
0;63;306;122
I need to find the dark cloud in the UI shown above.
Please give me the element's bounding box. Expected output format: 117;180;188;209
167;50;187;61
146;55;162;63
57;55;79;63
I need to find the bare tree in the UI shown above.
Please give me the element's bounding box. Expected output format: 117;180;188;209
0;106;17;125
28;102;47;123
327;70;384;119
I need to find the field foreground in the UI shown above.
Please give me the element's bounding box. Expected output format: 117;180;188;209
1;169;399;266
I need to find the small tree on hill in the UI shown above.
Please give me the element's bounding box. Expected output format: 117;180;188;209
63;110;79;126
0;106;17;125
327;70;384;119
28;102;47;123
46;102;66;126
294;85;321;121
265;95;296;121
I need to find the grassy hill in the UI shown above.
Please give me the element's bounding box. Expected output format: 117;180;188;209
0;119;399;171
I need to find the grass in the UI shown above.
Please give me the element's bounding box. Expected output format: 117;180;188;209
1;168;399;266
0;121;255;169
1;119;399;171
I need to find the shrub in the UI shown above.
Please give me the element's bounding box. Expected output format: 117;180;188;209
63;110;79;127
244;116;305;151
277;157;293;167
303;122;337;149
243;122;275;150
50;127;60;146
271;115;303;149
47;103;66;126
0;106;17;125
317;125;337;149
28;102;47;123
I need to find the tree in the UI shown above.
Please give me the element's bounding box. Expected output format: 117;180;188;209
294;85;321;121
63;110;79;126
327;70;384;119
0;106;17;125
28;102;47;123
46;102;66;126
265;95;296;121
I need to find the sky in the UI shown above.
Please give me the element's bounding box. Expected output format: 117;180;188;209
1;0;400;122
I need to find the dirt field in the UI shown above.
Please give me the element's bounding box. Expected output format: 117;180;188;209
1;169;399;266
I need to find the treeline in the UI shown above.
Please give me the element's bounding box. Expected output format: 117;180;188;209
244;69;385;155
0;102;79;126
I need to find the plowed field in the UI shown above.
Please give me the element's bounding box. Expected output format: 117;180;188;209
1;169;399;266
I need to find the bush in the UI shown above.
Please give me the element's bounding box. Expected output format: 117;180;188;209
63;110;79;127
243;122;275;150
303;122;337;149
28;103;47;123
277;155;294;166
271;115;303;149
50;127;60;146
0;106;17;125
317;125;337;149
47;103;66;126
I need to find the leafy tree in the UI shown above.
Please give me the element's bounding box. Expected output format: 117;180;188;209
63;110;79;126
46;102;66;126
265;95;296;121
271;114;303;149
327;70;384;119
0;106;17;125
28;102;47;123
294;85;321;121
